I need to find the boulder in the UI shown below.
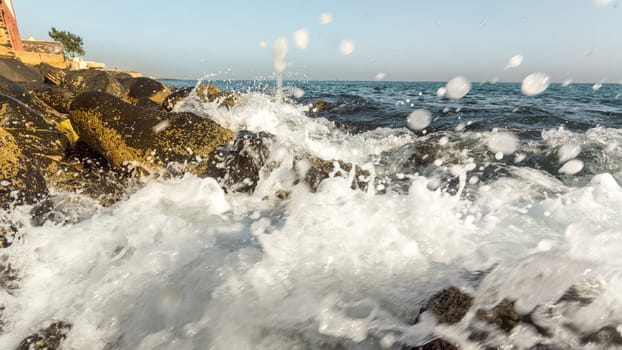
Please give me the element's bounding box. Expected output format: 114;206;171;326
16;321;71;350
0;57;42;83
69;91;234;175
28;83;74;114
0;127;48;208
426;287;474;324
0;94;71;176
300;157;371;192
162;83;237;111
0;75;69;126
62;69;128;100
204;130;273;192
120;77;171;104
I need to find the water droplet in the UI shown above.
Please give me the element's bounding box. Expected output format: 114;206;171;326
594;0;616;7
406;109;432;130
319;12;333;24
273;37;288;73
593;83;603;91
292;29;309;49
488;131;519;155
562;78;573;87
446;76;471;99
293;88;305;98
504;54;524;70
436;87;447;97
521;72;550;96
559;159;584;175
339;40;354;55
375;72;386;80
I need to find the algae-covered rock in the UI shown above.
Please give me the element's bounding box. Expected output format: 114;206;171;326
426;287;474;325
204;130;273;192
0;57;42;83
121;77;171;104
16;321;72;350
0;128;48;208
62;69;128;100
0;94;70;177
299;157;371;192
69;91;234;175
162;83;238;111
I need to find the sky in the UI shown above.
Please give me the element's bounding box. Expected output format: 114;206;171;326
13;0;622;82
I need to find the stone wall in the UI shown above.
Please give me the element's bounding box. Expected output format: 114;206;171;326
15;51;65;68
22;40;63;55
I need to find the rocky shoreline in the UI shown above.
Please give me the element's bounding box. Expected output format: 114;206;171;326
1;58;620;349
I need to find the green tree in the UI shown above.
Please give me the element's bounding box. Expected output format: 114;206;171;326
48;27;85;57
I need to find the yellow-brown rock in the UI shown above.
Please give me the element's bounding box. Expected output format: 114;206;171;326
0;93;70;177
162;83;238;111
0;127;48;208
69;92;234;176
121;77;171;105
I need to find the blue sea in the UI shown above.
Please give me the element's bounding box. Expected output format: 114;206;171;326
2;79;622;349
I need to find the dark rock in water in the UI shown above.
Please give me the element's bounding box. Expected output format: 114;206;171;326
581;325;622;346
120;77;170;104
205;130;273;192
69;91;234;176
0;93;71;177
300;157;371;192
403;339;458;350
0;127;48;208
426;287;474;324
63;69;128;100
475;299;521;333
0;257;19;291
310;100;339;113
16;321;72;350
162;83;237;111
0;57;42;83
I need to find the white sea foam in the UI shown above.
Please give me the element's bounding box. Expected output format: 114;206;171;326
4;92;622;349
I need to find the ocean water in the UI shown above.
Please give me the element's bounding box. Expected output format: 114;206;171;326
2;80;622;349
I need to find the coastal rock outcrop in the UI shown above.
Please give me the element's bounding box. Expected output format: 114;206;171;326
69;91;234;175
120;76;171;105
0;57;42;83
62;69;128;100
162;83;237;111
0;127;48;208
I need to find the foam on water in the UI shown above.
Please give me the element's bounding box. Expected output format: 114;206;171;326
4;90;622;349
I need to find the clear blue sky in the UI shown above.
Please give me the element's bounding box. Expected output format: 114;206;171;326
14;0;622;82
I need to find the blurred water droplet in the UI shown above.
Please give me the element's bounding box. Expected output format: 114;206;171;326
339;40;354;55
292;29;309;49
406;109;432;130
446;76;471;99
488;131;519;155
505;54;524;70
521;73;550;96
319;12;333;24
559;159;584;175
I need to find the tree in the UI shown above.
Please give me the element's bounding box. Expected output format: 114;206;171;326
48;27;85;57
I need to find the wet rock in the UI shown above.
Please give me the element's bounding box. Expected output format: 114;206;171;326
69;91;234;176
0;257;18;291
35;63;67;86
28;83;74;114
162;83;237;111
0;94;71;177
0;127;48;208
403;339;458;350
62;69;128;100
475;299;521;333
581;326;622;346
205;130;273;192
300;157;371;192
310;100;339;113
121;77;171;104
0;57;42;83
426;287;474;324
16;321;72;350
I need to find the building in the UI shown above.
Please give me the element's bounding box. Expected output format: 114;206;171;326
0;0;22;55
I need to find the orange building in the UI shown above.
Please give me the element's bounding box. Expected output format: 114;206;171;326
0;0;22;54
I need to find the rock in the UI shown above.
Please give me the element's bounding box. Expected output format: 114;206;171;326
0;76;68;127
205;130;273;192
16;321;72;350
162;83;237;111
28;83;74;114
581;326;622;346
403;339;458;350
475;299;521;333
0;57;42;83
120;77;171;104
310;100;339;113
0;93;71;177
35;63;67;86
62;69;128;100
69;91;234;176
0;127;48;208
300;157;371;192
426;287;474;324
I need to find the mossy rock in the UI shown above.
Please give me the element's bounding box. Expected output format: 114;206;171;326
162;83;238;111
16;321;72;350
62;69;128;100
426;287;474;325
0;127;48;208
28;83;74;114
203;130;273;192
69;91;234;176
120;77;171;104
0;57;42;83
298;157;371;192
0;94;70;177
